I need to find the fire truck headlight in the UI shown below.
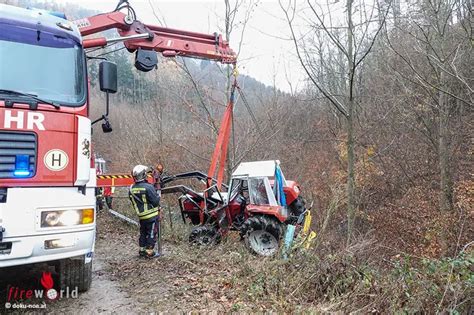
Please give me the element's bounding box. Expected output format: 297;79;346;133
58;210;81;226
43;212;60;227
41;209;95;227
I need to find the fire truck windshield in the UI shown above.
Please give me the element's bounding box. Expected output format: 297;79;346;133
0;27;86;107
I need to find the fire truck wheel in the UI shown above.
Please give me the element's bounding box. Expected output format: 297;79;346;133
241;215;282;256
189;225;221;246
57;257;92;292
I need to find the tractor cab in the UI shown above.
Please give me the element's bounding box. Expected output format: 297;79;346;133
228;176;278;206
226;160;302;223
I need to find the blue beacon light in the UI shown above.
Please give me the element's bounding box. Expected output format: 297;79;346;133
14;155;30;177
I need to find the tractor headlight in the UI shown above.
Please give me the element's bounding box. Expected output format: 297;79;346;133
41;209;94;227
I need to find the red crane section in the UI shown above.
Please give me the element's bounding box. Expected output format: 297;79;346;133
73;10;236;64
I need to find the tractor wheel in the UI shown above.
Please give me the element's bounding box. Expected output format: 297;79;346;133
289;196;306;216
287;196;306;224
189;225;221;246
241;215;282;256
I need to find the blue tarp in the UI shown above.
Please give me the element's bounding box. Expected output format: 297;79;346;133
274;164;287;206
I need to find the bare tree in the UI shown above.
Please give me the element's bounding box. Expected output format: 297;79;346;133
385;0;473;211
280;0;389;243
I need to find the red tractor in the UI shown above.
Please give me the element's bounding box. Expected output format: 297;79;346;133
162;160;307;256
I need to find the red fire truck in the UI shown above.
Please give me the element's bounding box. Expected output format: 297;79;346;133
0;2;235;291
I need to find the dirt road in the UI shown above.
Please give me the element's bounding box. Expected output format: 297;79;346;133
47;257;137;313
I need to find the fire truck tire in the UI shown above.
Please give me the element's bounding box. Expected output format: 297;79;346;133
58;257;92;292
189;225;221;246
241;215;282;256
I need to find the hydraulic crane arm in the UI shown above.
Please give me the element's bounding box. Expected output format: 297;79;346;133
73;7;236;64
90;1;237;192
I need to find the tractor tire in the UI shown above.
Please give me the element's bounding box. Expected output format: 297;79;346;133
241;215;282;256
189;225;221;246
289;196;306;215
57;257;92;293
287;196;306;224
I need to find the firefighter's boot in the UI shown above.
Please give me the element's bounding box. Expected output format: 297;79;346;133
145;248;160;258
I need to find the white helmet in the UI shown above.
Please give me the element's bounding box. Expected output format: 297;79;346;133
132;165;149;182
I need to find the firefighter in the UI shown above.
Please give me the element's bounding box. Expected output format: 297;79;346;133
129;165;161;258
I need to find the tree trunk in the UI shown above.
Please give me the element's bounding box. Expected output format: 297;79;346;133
438;70;453;211
393;0;401;26
225;0;234;182
159;101;163;144
347;101;356;244
346;0;356;244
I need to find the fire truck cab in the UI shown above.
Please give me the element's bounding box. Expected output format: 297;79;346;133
0;4;96;291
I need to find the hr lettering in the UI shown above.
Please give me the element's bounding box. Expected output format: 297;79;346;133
3;110;45;130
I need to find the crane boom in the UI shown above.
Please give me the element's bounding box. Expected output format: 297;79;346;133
73;10;236;64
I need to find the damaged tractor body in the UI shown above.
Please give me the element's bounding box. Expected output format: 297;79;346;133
162;160;307;256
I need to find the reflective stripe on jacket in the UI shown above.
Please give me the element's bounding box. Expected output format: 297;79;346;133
129;181;161;221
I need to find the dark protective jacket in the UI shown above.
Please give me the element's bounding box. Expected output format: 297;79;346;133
129;181;160;221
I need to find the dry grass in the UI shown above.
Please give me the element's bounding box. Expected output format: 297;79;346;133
98;198;473;313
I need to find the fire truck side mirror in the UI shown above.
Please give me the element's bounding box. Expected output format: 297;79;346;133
99;61;118;94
